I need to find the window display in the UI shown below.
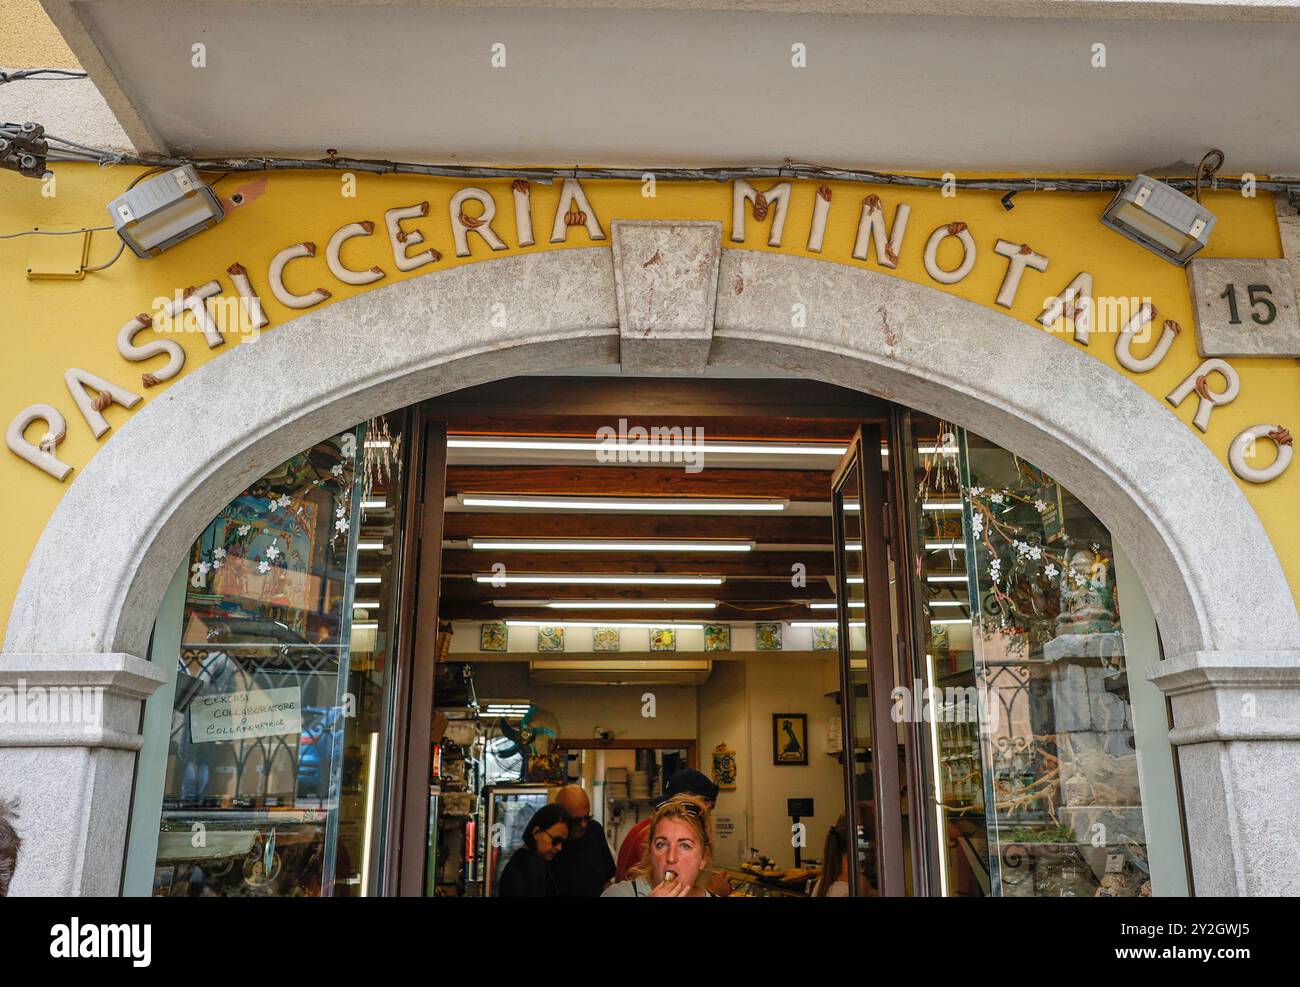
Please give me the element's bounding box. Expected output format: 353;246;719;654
145;417;408;896
904;416;1176;897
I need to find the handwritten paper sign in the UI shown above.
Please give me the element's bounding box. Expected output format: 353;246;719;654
190;687;302;743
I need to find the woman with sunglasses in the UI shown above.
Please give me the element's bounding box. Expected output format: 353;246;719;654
497;802;572;897
601;795;718;897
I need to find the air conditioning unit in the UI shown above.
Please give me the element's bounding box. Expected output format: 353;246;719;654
528;659;712;686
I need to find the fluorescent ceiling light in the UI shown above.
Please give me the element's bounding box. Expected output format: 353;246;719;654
354;599;380;608
928;600;967;608
808;602;866;609
493;600;716;610
473;573;725;586
362;499;387;510
930;618;970;625
352;621;379;631
878;446;956;457
355;576;382;584
922;502;963;511
357;541;385;551
506;620;705;630
530;660;711;672
925;542;966;550
468;538;753;552
791;621;866;628
448;437;846;456
926;575;966;583
457;495;786;512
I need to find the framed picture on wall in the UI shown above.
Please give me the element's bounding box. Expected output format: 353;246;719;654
772;713;808;766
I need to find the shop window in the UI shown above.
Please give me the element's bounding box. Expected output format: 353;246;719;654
905;418;1184;897
129;417;408;897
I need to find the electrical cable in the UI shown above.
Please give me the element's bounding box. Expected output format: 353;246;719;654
18;131;1300;195
83;240;127;272
0;225;111;239
1194;148;1226;204
0;68;88;84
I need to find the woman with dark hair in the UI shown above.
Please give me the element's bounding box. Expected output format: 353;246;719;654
812;807;877;897
812;815;851;897
0;799;21;898
496;802;572;897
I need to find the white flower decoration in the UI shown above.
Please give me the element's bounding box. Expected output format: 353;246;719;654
277;495;291;509
970;513;984;538
334;518;349;534
265;540;281;561
258;559;271;575
335;505;346;519
968;486;984;498
331;462;345;477
213;547;226;560
268;499;279;513
1035;499;1048;512
1044;563;1059;579
990;492;1004;505
1029;546;1042;561
238;524;251;537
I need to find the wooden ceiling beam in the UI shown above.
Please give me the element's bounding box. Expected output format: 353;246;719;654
440;550;834;577
441;603;817;622
440;582;836;602
442;512;833;542
437;414;864;441
421;376;887;420
446;465;831;500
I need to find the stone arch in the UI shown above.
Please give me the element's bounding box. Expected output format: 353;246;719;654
6;246;1296;660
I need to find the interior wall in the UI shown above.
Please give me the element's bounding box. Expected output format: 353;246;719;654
470;656;848;871
697;660;752;870
744;657;845;869
469;663;698;741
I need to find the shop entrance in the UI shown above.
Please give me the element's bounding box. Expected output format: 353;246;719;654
389;376;922;898
128;368;1188;898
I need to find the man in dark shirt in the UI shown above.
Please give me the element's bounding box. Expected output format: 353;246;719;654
549;785;615;896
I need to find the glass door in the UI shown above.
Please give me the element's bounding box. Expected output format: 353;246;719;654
384;415;450;896
831;426;906;896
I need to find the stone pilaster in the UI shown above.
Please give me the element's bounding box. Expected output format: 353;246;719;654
1149;649;1300;896
0;653;167;896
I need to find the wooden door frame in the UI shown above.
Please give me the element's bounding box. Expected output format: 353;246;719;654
831;425;907;897
383;414;449;896
887;410;937;896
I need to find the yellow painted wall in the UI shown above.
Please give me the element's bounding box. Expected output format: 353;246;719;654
0;1;81;68
1;164;1297;640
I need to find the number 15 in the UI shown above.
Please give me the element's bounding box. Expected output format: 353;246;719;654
1220;283;1276;326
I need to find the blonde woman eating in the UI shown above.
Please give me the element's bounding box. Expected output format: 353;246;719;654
601;795;719;898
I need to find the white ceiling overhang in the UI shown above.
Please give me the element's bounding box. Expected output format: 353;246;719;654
33;0;1300;173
